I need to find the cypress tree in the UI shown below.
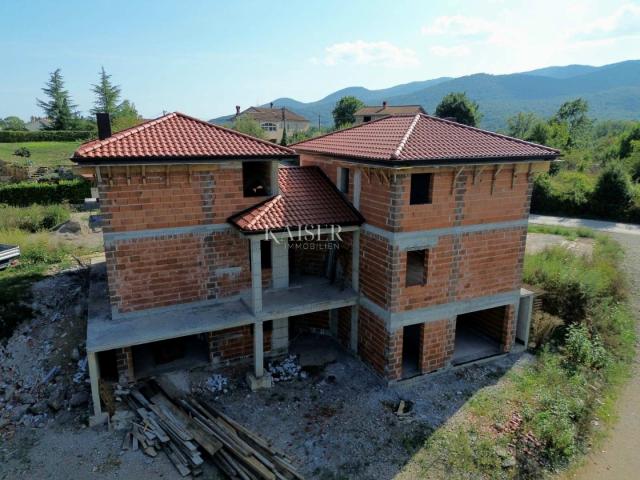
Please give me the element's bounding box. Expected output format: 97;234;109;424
36;69;78;130
91;67;122;116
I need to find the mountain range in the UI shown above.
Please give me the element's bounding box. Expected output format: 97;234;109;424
211;60;640;131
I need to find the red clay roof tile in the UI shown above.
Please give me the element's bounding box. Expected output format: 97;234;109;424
293;113;560;163
73;112;296;162
228;166;363;233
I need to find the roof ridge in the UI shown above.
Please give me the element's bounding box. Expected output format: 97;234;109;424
419;113;560;154
245;194;283;228
392;113;421;160
76;112;178;155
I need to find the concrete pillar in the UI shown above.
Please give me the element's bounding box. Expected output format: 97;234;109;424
271;239;289;289
351;230;360;292
329;309;338;337
271;318;289;353
350;305;359;352
270;161;280;195
516;290;534;346
250;238;262;314
353;169;362;209
88;352;102;416
254;321;264;377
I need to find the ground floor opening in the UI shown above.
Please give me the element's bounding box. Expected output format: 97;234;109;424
131;334;209;379
401;324;421;379
452;306;507;366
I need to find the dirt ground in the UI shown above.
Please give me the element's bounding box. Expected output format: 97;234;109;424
525;232;594;257
1;228;636;479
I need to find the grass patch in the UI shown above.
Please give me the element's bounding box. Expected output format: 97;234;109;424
398;233;636;479
0;141;80;167
0;203;70;232
528;224;596;240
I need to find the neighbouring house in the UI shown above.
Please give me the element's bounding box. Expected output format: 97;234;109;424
24;116;51;131
73;111;559;420
354;102;425;124
233;105;310;143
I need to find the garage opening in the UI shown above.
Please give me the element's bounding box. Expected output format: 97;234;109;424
131;334;209;379
402;324;422;378
452;306;506;365
97;349;119;382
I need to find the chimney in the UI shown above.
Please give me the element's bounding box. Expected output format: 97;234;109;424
382;101;387;109
235;105;241;117
96;113;111;140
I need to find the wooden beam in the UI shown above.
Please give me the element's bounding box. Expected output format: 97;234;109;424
141;165;146;185
451;166;464;194
165;165;170;186
187;165;192;185
473;165;486;185
511;164;518;189
95;166;102;184
126;165;131;185
107;166;113;186
491;164;504;195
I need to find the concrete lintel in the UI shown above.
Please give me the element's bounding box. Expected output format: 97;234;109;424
104;223;231;245
361;219;528;250
359;290;521;330
258;224;360;240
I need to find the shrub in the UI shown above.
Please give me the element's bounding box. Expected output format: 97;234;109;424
0;179;90;206
529;311;564;347
0;204;70;232
0;130;94;143
531;171;595;217
13;146;31;157
591;164;633;219
564;324;609;370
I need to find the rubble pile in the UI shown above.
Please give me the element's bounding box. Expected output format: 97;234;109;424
0;269;91;432
267;355;307;382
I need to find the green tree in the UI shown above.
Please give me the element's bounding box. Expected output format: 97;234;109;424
332;96;364;128
36;69;78;130
1;116;27;131
112;100;142;132
527;121;551;145
435;92;481;126
280;126;288;146
506;112;539;139
91;67;122;116
552;98;591;148
626;140;640;182
231;116;267;139
619;124;640;158
591;164;633;219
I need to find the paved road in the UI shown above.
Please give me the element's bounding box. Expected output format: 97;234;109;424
529;214;640;236
530;216;640;480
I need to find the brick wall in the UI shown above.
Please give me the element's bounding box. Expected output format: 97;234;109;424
358;307;399;379
289;311;331;337
207;324;272;367
394;227;526;312
115;347;135;384
456;305;516;352
419;319;455;373
359;233;395;310
106;229;251;313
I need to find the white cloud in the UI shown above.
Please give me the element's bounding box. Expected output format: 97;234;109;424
429;45;471;57
421;15;495;36
319;40;420;67
572;3;640;40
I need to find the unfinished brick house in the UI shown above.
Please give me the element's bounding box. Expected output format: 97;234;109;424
74;112;559;418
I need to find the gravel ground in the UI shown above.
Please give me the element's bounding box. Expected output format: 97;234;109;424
525;232;594;257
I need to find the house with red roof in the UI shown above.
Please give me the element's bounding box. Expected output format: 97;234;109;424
73;111;559;419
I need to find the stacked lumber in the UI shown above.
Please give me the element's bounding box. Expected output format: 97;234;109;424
122;383;304;479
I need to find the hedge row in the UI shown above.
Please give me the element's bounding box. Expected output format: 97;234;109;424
0;179;91;206
0;130;95;143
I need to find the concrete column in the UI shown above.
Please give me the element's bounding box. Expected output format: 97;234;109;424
353;169;362;209
271;318;289;353
329;309;338;337
88;352;102;416
250;238;262;314
351;230;360;292
254;321;264;377
350;305;359;352
270;161;280;195
271;239;289;289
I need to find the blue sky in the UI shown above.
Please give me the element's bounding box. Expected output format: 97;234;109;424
1;0;638;121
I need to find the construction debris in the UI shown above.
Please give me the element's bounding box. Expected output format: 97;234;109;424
267;355;306;382
121;382;304;479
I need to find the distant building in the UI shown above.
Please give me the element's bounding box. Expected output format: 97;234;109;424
234;105;310;143
354;102;425;124
24;116;51;131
